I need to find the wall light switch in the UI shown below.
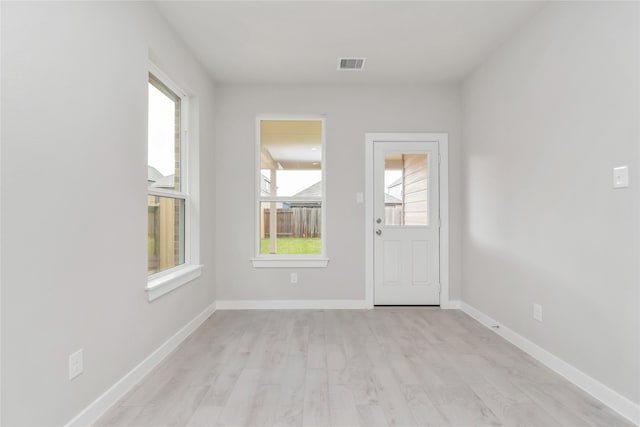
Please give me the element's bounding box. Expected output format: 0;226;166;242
356;192;364;204
533;304;543;322
69;349;83;380
613;166;629;189
290;273;298;284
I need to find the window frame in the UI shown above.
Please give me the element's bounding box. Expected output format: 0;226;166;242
146;62;202;300
251;115;329;268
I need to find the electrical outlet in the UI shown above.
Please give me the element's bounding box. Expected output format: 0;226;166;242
69;349;83;380
533;304;543;322
290;273;298;284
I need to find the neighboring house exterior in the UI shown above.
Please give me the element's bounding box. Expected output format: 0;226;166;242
385;192;403;225
289;181;321;208
147;165;164;183
387;176;403;200
260;173;271;196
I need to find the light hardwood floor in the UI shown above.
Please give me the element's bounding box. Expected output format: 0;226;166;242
96;308;634;427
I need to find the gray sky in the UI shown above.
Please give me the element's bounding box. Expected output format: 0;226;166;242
148;83;176;177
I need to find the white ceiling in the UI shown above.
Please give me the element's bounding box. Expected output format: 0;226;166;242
155;1;544;84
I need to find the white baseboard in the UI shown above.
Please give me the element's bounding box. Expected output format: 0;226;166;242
216;299;369;310
216;299;461;310
64;302;217;427
460;302;640;425
441;299;461;309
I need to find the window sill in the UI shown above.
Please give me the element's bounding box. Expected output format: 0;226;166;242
251;257;329;268
146;264;203;301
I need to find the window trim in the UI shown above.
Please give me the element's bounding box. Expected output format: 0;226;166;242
251;115;328;268
146;62;201;300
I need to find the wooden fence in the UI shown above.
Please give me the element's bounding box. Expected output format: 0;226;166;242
264;207;321;238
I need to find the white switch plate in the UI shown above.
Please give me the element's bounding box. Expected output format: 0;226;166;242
69;349;83;380
613;166;629;189
356;192;364;204
533;304;543;322
290;273;298;284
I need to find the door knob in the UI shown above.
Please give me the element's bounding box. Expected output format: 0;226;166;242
376;218;382;224
376;229;382;236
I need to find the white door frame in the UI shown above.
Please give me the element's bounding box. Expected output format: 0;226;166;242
364;132;450;308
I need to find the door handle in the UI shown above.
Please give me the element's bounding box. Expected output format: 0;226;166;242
376;229;382;236
376;218;382;224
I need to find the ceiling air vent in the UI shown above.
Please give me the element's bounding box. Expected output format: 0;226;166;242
337;57;366;71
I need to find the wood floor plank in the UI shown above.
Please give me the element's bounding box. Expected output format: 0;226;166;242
244;384;281;427
185;405;223;427
401;384;449;427
93;405;144;427
343;366;380;406
95;309;634;427
130;384;209;427
498;402;563;427
524;381;634;427
307;342;326;370
259;342;289;385
287;312;310;358
273;355;307;427
428;383;503;427
355;404;390;427
328;384;361;427
200;352;250;406
388;351;422;386
513;380;597;427
372;366;420;426
302;368;330;426
215;368;261;426
469;378;559;426
118;359;175;407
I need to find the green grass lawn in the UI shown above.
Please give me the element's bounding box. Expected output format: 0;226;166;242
260;237;321;254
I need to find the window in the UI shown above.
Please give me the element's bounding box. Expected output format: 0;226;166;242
252;118;328;267
146;65;201;300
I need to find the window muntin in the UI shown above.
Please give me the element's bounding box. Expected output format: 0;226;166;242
148;72;186;275
257;119;324;257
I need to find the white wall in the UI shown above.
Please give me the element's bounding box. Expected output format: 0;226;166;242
462;1;639;404
1;2;216;425
214;84;462;303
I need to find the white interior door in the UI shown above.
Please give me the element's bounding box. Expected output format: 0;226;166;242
373;140;440;305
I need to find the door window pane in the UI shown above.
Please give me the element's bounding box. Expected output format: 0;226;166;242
384;153;428;226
